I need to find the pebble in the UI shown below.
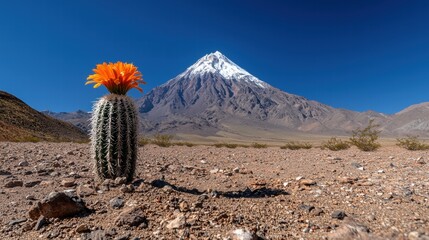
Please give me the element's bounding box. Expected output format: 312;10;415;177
4;180;23;188
120;184;135;193
110;197;125;209
114;177;127;185
34;216;47;231
300;179;316;186
229;228;257;240
166;213;186;229
331;210;346;220
18;161;29;167
9;218;27;225
24;180;41;188
76;224;90;233
60;178;76;187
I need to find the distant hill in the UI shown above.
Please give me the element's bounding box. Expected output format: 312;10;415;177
0;91;88;142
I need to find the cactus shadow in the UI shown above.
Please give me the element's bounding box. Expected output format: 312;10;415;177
150;179;289;199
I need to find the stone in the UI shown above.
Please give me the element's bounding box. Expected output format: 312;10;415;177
77;184;95;197
34;216;47;231
166;213;186;229
312;208;324;216
60;178;76;187
408;231;421;240
331;210;346;220
179;201;189;212
9;218;27;225
24;180;41;188
120;184;134;193
337;176;357;184
76;224;91;233
299;179;316;186
328;219;371;240
114;177;127;185
18;161;29;167
28;191;86;220
4;180;23;188
416;157;426;164
110;197;125;209
299;204;315;213
0;169;12;175
26;195;36;201
229;228;257;240
114;207;147;228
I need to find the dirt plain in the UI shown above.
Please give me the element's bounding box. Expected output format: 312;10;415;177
0;142;428;240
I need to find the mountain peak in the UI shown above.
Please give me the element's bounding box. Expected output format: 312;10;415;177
182;51;268;88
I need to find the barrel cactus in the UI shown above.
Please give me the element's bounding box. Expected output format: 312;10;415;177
86;62;145;182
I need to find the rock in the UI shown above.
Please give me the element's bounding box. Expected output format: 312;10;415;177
81;230;109;240
338;176;357;184
24;180;41;188
299;204;315;213
9;218;27;225
377;169;385;173
76;224;91;233
209;168;219;174
18;161;29;167
328;219;372;240
0;169;12;175
60;178;76;187
179;201;189;212
4;180;23;188
331;210;347;220
416;157;426;164
351;162;363;169
34;216;47;231
110;197;125;209
299;179;316;186
233;167;240;173
26;195;36;201
312;207;324;216
54;154;63;160
77;184;95;197
28;191;86;220
115;233;131;240
114;177;127;185
114;207;147;228
166;213;186;229
120;184;134;193
229;228;257;240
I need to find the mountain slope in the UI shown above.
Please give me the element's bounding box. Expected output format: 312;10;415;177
136;51;385;137
383;102;429;135
0;91;88;142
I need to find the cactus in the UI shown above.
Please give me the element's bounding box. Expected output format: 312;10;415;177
91;94;138;182
86;61;145;182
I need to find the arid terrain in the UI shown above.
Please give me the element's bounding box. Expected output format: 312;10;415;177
0;142;428;240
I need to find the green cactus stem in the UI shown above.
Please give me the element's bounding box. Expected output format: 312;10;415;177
90;94;138;182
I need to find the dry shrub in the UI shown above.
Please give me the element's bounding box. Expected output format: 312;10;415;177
396;135;429;150
280;141;312;150
251;142;268;148
349;120;381;151
322;137;350;151
174;142;195;147
214;143;239;149
152;134;173;147
138;137;151;146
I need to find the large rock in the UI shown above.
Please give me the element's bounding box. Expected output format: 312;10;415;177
114;207;147;228
328;218;378;240
28;192;86;220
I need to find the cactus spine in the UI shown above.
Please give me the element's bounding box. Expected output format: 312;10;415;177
91;94;138;182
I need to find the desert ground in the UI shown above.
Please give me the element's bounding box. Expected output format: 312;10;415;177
0;142;428;240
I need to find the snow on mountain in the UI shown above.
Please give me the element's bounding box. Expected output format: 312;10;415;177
179;51;268;89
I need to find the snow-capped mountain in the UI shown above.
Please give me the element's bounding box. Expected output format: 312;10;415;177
136;51;386;137
46;52;429;139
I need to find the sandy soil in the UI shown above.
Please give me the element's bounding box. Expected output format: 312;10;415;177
0;142;428;239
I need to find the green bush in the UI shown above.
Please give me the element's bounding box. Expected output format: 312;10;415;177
349;119;381;151
152;134;173;147
396;135;429;150
251;142;268;148
280;141;312;150
321;137;350;151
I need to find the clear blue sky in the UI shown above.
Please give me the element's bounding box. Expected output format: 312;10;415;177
0;0;428;114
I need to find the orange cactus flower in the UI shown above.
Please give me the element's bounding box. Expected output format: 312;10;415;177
86;62;145;95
